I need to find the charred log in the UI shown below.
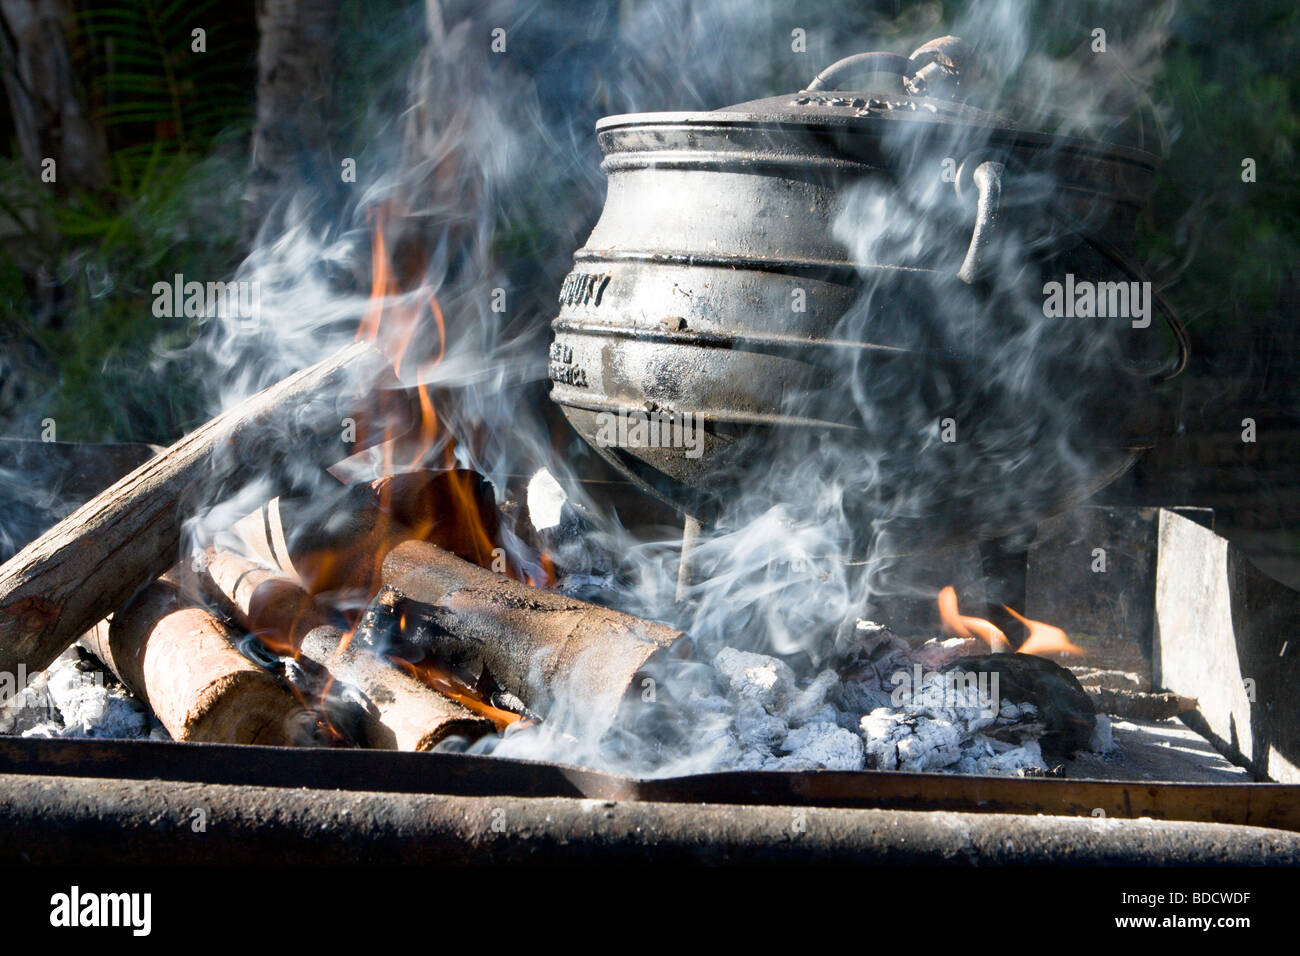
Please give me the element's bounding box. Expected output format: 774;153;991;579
382;539;688;735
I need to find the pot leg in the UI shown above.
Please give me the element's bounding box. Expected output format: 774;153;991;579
978;531;1032;643
676;514;703;603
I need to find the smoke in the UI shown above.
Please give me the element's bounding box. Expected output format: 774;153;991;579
170;0;1181;774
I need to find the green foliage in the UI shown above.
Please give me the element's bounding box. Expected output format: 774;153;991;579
78;0;253;174
1137;0;1300;341
0;0;255;441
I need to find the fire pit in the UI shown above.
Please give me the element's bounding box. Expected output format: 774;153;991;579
3;419;1299;868
0;3;1295;896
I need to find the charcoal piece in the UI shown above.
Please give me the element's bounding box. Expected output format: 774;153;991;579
945;653;1096;760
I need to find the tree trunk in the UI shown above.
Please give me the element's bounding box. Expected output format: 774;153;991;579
242;0;340;246
0;0;109;190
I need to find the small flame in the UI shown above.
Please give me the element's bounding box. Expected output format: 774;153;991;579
528;551;557;589
937;585;1011;653
937;586;1083;658
388;655;523;730
1002;604;1085;658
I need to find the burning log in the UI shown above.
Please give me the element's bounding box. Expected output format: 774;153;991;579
351;586;526;729
200;547;507;745
946;653;1096;759
82;577;317;746
225;469;501;597
297;625;492;751
381;540;688;735
0;341;413;677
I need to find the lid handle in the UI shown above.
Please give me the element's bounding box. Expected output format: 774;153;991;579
805;36;975;100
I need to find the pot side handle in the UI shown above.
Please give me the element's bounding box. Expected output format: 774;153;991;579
957;160;1004;285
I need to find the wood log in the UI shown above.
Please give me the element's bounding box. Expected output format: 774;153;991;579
381;539;688;735
298;625;492;751
82;577;317;746
200;547;514;738
1083;686;1199;721
1070;666;1151;693
0;341;412;677
199;547;328;653
948;653;1096;760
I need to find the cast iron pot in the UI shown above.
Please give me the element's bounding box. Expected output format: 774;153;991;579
549;37;1184;549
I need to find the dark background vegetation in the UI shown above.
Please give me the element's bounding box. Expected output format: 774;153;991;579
0;0;1296;578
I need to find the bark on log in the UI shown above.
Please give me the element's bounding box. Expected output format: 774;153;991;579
1083;686;1199;721
199;547;329;653
299;625;491;750
82;578;316;745
200;546;520;733
0;341;411;677
382;539;687;735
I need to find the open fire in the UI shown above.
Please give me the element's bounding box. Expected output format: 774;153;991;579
0;12;1233;782
1;2;1297;888
0;199;1118;776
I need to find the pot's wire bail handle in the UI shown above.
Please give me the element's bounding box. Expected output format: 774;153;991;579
805;52;910;92
805;36;975;99
957;160;1004;285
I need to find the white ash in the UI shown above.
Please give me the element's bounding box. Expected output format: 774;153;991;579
1089;713;1115;753
666;620;1110;776
0;649;158;741
0;666;57;736
776;721;865;771
712;647;796;713
733;699;788;750
784;669;841;725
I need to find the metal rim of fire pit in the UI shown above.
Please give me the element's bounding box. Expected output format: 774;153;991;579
2;736;1296;833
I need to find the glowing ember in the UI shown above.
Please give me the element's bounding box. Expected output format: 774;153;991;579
388;656;522;730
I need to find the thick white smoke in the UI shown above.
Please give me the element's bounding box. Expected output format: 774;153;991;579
176;0;1179;774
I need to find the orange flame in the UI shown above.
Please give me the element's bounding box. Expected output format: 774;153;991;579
1002;604;1085;658
935;586;1084;659
291;204;543;736
352;205;507;578
937;585;1011;652
388;655;523;730
356;205;447;473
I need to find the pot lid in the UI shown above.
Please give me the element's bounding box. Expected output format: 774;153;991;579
597;35;1156;166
